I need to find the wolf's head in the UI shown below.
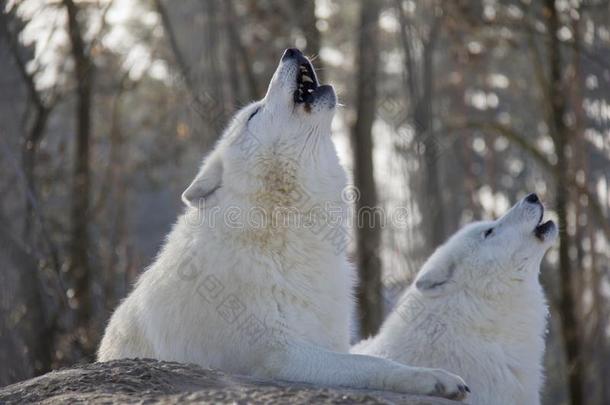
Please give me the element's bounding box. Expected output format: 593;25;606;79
182;48;346;214
414;194;557;299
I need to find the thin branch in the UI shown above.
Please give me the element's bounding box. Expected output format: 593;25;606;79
394;0;419;101
87;0;113;54
0;11;44;110
0;132;66;303
92;70;142;216
491;8;610;72
575;182;610;240
448;120;610;241
153;0;196;91
223;0;261;100
524;10;553;123
580;0;610;9
448;120;555;171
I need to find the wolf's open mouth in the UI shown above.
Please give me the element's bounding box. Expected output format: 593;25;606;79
534;220;554;240
533;205;554;240
294;60;319;104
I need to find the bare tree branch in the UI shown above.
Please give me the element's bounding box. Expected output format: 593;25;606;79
223;0;261;100
153;0;196;92
394;0;418;101
448;120;555;170
448;119;610;247
0;9;62;237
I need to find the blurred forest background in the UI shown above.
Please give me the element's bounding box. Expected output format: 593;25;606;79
0;0;609;404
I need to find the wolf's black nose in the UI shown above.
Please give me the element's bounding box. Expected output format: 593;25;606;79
282;48;302;61
525;193;539;203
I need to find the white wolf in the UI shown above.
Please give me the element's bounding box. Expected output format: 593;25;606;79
353;193;557;405
98;48;468;399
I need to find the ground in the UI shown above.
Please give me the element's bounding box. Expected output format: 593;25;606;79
0;358;461;404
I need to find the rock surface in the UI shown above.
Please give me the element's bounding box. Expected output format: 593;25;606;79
0;358;461;404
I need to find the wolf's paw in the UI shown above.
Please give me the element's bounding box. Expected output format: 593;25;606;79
382;367;469;400
419;368;469;401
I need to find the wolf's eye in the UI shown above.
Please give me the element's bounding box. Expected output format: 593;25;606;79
483;228;494;238
247;107;260;123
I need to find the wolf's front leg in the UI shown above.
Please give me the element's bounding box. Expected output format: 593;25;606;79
255;340;469;400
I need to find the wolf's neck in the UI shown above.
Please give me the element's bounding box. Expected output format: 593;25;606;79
181;189;349;268
387;281;547;343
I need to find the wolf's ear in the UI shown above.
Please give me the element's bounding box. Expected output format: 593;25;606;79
182;154;223;208
414;261;456;297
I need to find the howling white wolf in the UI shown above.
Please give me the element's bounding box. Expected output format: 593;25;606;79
353;193;557;404
97;48;468;400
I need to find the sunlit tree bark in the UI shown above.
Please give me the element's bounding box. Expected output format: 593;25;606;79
395;0;445;252
545;1;584;403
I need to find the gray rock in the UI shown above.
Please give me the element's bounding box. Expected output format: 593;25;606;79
0;359;462;404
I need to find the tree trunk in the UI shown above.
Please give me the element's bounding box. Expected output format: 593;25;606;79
545;1;584;403
22;107;49;235
0;12;52;237
419;19;444;250
64;0;93;350
293;0;323;80
224;0;261;100
395;2;445;253
0;212;53;383
352;0;383;338
205;0;228;130
154;0;194;91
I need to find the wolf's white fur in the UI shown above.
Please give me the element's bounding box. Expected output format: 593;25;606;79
352;197;557;405
98;50;468;399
